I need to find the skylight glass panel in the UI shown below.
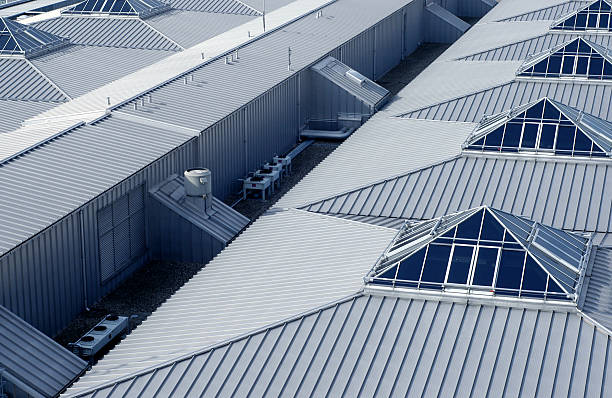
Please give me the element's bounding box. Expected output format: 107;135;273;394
368;207;591;302
0;18;67;57
552;0;612;31
466;98;609;157
62;0;169;17
518;38;612;80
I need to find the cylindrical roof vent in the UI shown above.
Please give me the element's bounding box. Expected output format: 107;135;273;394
184;168;212;197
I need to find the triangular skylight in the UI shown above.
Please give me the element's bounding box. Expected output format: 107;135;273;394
552;0;612;31
464;97;612;157
62;0;170;18
517;37;612;80
366;206;592;302
0;17;68;58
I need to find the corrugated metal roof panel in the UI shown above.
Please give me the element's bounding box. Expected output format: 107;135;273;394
146;10;254;48
276;116;472;209
301;154;612;242
160;0;260;15
498;0;590;22
398;80;612;123
0;115;193;255
32;16;182;51
0;305;87;398
0;57;66;102
149;174;249;243
459;33;612;62
31;45;172;98
582;247;612;331
66;294;612;398
65;209;397;395
312;56;389;107
0;99;56;134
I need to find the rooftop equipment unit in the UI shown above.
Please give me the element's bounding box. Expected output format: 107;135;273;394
184;168;213;214
70;315;128;358
345;69;367;86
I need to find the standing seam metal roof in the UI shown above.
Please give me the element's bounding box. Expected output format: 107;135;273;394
160;0;261;15
67;293;612;398
0;57;67;102
497;0;591;22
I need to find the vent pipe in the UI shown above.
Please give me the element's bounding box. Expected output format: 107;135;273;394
184;168;213;214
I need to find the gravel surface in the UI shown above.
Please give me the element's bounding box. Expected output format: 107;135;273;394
52;40;456;355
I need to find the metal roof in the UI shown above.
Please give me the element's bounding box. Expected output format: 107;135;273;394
497;0;591;22
31;45;173;98
65;209;397;395
459;33;612;62
146;10;255;48
275;116;474;209
311;56;389;107
66;293;612;398
32;16;182;50
300;154;612;246
160;0;260;15
0;305;87;398
61;0;171;18
149;174;249;243
0;99;56;134
582;247;612;331
0;57;67;102
0;115;193;256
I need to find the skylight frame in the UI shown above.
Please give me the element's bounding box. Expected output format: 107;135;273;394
366;206;592;303
551;0;612;32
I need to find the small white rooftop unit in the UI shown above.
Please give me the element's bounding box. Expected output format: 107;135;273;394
70;315;128;358
345;69;367;86
184;168;213;214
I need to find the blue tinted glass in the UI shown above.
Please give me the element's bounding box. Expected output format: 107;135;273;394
603;61;612;78
480;211;505;241
495;249;525;291
472;247;498;286
565;40;578;53
547;278;566;293
543;101;560;120
576;56;589;75
441;227;455;238
375;265;398;285
547;55;562;75
556;125;576;151
533;59;548;74
600;14;610;28
539;124;556;149
562;55;575;74
520;257;547;294
396;248;426;282
420;244;451;283
502;123;522;148
587;13;598;27
471;138;485;147
562;15;576;29
102;0;114;12
456;209;483;240
484;127;503;147
573;130;592;153
447;246;473;284
526;101;544;119
521;123;538;148
83;0;96;11
589;57;604;76
576;13;588;28
601;1;611;11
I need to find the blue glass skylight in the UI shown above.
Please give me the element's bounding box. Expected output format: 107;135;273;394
518;38;612;80
367;207;592;302
62;0;170;18
552;0;612;31
0;17;68;57
464;98;612;157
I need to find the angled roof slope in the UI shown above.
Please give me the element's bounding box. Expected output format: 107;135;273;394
0;58;67;101
64;209;397;395
300;155;612;246
0;16;68;57
582;248;612;330
160;0;261;15
497;0;591;22
32;17;181;51
65;294;612;398
0;305;87;398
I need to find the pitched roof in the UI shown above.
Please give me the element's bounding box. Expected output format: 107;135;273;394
0;17;68;58
61;0;170;18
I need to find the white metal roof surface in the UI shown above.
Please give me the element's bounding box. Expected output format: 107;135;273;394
0;305;87;398
0;115;193;256
67;293;612;398
582;248;612;331
160;0;260;15
0;57;67;102
65;209;397;395
0;99;56;134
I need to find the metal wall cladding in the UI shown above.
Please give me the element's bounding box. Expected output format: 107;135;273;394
433;0;495;18
148;199;225;263
309;71;371;122
403;0;424;56
424;2;470;44
374;11;405;80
